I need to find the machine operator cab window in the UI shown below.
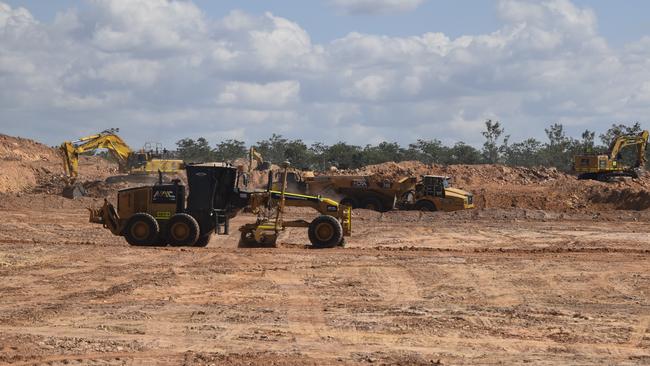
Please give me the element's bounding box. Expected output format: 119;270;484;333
421;175;448;198
129;152;148;168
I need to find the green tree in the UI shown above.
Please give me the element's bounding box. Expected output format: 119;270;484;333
213;139;247;161
599;122;642;147
541;123;577;170
448;142;482;164
503;138;543;167
284;139;313;169
253;134;289;164
407;139;450;164
579;130;596;153
362;142;405;165
481;120;507;163
176;137;214;162
321;142;364;170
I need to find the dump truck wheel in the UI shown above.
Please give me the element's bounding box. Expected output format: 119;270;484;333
415;200;437;212
340;197;358;208
361;197;383;211
308;215;343;248
167;213;200;246
194;234;212;247
124;213;159;246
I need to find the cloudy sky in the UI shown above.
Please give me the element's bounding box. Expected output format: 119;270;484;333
1;0;650;149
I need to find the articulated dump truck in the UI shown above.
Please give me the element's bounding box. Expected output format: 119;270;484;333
89;164;351;248
278;172;474;212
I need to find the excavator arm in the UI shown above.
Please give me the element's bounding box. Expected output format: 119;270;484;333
608;130;649;168
59;129;133;177
248;147;270;173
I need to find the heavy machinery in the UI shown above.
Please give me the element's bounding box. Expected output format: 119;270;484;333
59;128;184;179
278;172;474;212
89;163;352;248
574;130;649;180
248;147;270;173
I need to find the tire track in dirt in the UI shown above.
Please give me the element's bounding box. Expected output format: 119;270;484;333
263;267;331;354
628;316;650;348
361;265;422;303
8;350;175;366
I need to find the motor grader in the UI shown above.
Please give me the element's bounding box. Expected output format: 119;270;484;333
89;163;351;248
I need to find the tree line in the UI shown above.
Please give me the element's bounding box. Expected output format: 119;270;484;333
174;121;646;172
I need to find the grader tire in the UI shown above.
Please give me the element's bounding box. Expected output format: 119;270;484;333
194;234;212;247
167;213;200;246
308;215;343;249
124;213;159;246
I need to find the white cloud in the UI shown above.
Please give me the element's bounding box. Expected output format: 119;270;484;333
0;0;650;148
217;80;301;108
329;0;425;15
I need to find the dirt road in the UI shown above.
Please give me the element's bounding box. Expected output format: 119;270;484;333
1;200;649;365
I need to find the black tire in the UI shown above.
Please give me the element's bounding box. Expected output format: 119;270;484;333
124;213;159;246
194;234;212;247
415;200;437;212
166;213;200;246
308;215;343;248
340;197;358;208
361;197;383;212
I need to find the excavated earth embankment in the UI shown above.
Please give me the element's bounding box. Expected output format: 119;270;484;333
2;133;650;212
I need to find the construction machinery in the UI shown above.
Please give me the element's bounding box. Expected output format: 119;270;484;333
248;147;270;173
59;128;184;179
574;130;649;180
278;172;474;212
89;163;351;248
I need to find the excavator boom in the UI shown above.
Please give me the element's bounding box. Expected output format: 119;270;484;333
59;129;133;177
608;130;649;167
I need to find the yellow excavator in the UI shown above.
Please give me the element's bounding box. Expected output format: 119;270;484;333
248;147;270;173
60;128;184;178
574;130;649;180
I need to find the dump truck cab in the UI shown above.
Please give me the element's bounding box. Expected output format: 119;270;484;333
404;175;474;211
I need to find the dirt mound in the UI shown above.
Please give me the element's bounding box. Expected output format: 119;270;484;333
0;134;63;193
329;160;650;212
588;186;650;210
0;134;138;196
